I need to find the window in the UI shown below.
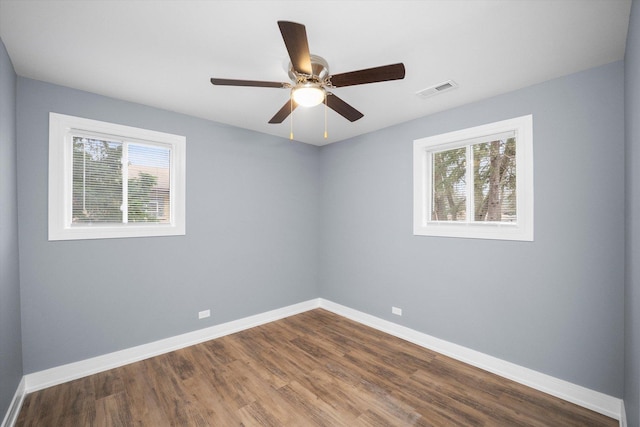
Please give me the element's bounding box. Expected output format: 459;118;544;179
413;115;533;241
49;113;186;240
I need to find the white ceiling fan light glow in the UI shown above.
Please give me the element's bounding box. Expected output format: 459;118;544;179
292;84;325;107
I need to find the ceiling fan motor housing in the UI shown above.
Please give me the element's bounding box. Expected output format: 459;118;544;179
289;54;330;84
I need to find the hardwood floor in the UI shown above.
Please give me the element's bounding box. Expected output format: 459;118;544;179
16;309;617;426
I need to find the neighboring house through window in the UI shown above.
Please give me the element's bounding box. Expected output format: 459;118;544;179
49;113;186;240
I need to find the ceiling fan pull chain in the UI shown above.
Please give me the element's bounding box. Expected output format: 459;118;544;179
290;97;294;140
324;93;328;139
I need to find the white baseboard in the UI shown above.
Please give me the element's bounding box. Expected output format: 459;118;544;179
1;377;25;427
318;298;623;421
24;299;320;392
620;400;627;427
18;297;622;423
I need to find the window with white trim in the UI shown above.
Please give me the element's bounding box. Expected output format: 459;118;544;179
413;115;533;241
49;113;186;240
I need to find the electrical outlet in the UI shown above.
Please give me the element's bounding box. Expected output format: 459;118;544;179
392;306;402;316
198;309;211;319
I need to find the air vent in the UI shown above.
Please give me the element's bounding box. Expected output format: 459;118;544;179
416;80;458;99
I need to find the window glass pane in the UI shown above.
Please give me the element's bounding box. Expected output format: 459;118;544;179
127;143;171;223
72;137;123;223
472;137;517;222
431;147;467;221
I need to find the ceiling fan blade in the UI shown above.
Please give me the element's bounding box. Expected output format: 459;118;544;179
277;21;312;75
210;78;288;88
268;99;298;124
330;63;406;88
326;94;364;122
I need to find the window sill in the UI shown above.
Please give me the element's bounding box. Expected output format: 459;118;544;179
413;221;533;241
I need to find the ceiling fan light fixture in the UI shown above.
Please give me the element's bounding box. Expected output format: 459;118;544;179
292;84;325;107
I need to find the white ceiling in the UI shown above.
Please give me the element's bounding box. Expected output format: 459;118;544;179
0;0;631;146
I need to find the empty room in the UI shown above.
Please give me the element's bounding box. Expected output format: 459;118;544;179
1;0;639;425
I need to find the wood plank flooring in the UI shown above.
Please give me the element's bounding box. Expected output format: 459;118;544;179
16;309;617;426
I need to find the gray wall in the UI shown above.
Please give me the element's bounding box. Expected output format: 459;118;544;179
16;77;320;373
626;0;640;425
0;38;23;416
319;61;625;397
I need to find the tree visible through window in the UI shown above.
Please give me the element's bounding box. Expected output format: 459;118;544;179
72;137;170;224
431;138;516;223
413;115;533;241
473;139;516;222
432;147;466;221
72;137;123;223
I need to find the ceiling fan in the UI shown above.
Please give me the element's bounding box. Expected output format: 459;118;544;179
210;21;406;127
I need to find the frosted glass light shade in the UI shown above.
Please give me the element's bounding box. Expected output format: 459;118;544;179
292;85;325;107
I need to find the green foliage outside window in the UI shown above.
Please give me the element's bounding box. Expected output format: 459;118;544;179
431;138;516;223
72;137;160;223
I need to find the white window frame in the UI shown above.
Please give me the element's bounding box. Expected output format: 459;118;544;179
413;115;533;241
49;113;186;241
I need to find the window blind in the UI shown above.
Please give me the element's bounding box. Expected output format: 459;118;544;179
72;136;171;225
429;133;517;223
